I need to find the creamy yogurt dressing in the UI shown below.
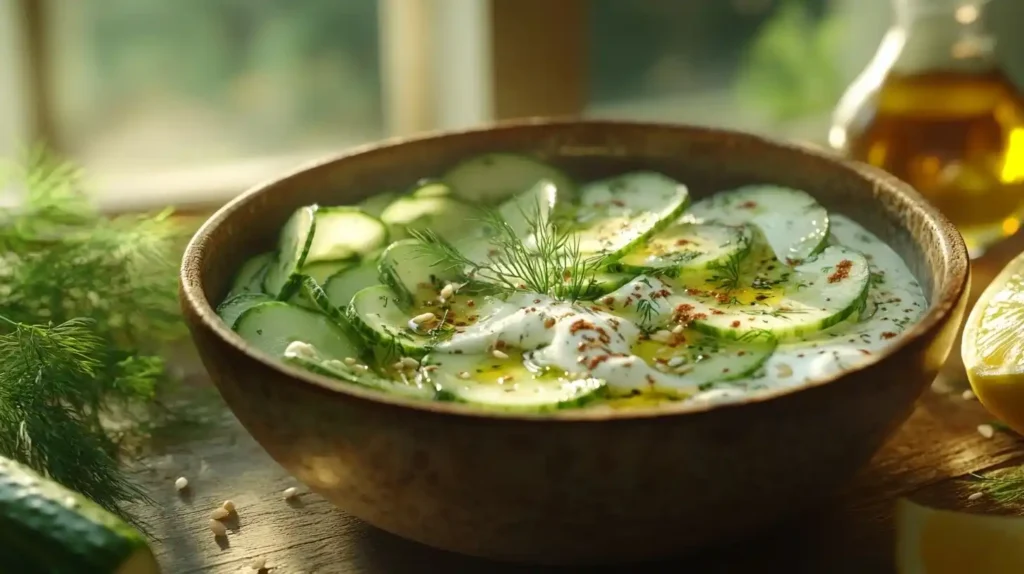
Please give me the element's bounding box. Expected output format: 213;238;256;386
430;213;927;406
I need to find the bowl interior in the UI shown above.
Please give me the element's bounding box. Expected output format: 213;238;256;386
183;120;967;414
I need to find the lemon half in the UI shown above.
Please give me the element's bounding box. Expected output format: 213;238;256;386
962;250;1024;435
896;499;1024;574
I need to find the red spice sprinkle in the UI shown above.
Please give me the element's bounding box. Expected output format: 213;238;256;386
467;300;476;307
645;374;657;386
675;239;691;246
731;320;741;328
468;315;479;321
722;368;730;373
455;321;467;327
577;342;589;351
563;271;572;281
686;288;704;296
739;200;758;209
534;299;542;304
654;289;671;299
623;297;634;308
859;349;871;355
786;257;801;266
711;309;725;315
494;340;506;350
544;317;556;329
570;319;596;334
715;292;730;303
611;199;626;207
602;296;615;305
517;283;527;289
590;306;602;312
880;332;897;340
586;355;610;370
737;351;746;356
827;259;854;284
634;284;643;292
488;249;501;257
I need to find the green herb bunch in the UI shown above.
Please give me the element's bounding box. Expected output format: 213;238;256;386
0;148;186;520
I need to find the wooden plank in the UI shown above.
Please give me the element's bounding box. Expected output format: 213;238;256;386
130;372;1024;573
490;0;587;120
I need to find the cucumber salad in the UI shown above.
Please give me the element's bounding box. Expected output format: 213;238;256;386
217;153;928;411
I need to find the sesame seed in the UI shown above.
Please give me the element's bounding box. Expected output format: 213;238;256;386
666;357;685;368
392;361;405;371
977;424;995;439
671;325;685;334
174;477;189;491
251;557;267;570
211;507;230;520
209;519;227;537
401;357;420;369
343;357;357;366
222;500;235;512
352;364;369;371
492;349;509;360
440;284;455;300
458;371;471;379
650;330;672;343
283;487;298;500
967;492;984;501
411;312;437;325
961;389;976;401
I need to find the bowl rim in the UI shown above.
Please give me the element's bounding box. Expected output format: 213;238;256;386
181;118;970;422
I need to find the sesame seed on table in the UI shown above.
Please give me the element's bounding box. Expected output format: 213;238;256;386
135;351;1023;573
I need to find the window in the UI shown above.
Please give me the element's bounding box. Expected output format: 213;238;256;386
25;0;1024;210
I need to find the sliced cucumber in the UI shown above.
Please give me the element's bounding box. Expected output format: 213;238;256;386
284;343;437;400
228;252;274;297
410;179;453;198
302;260;356;285
421;351;606;411
263;205;317;298
234;301;363;361
324;261;381;310
305;207;388;264
624;330;776;395
286;275;340;319
378;239;462;306
358;190;400;218
347;285;435;355
217;292;274;329
610;223;753;278
495;178;558;241
573;171;690;259
443;153;576;205
690;185;829;265
380;195;479;243
577;272;635;300
679;246;871;340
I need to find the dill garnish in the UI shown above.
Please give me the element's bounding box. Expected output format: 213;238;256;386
0;147;187;522
706;248;744;292
972;465;1024;505
636;297;659;326
410;202;606;301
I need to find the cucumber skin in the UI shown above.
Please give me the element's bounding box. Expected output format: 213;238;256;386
345;286;433;356
607;225;753;279
442;152;577;205
262;205;318;298
0;457;155;574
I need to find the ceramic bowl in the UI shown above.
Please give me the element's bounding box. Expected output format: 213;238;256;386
180;119;969;564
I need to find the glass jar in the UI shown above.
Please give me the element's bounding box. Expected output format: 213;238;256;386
829;0;1024;258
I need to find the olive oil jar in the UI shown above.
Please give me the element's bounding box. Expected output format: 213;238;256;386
829;0;1024;257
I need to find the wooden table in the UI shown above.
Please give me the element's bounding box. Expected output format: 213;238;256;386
134;237;1024;574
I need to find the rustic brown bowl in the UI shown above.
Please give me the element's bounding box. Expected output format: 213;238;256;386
180;119;969;565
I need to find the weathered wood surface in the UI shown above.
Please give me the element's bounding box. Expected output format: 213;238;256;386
129;374;1023;574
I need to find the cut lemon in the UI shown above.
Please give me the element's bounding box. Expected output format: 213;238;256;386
896;498;1024;574
962;250;1024;435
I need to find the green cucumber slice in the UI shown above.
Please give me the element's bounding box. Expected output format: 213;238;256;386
302;260;356;285
286;275;341;319
378;239;462;306
690;185;829;265
358;190;400;218
347;285;435;356
421;351;606;411
228;252;274;297
0;456;159;574
577;272;635;300
217;292;274;329
443;152;576;205
681;246;871;340
610;223;753;278
410;179;453;198
324;261;381;310
305;207;388;264
283;343;437;400
626;330;776;395
234;301;363;361
380;195;479;243
573;171;690;259
263;205;318;298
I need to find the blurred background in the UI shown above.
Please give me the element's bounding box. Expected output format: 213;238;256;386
2;0;1023;212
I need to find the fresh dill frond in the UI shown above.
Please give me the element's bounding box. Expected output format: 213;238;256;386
0;146;187;522
636;297;659;325
410;201;606;302
972;465;1024;505
706;249;744;292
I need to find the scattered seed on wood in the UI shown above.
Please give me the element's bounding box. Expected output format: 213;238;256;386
977;424;995;438
961;389;976;401
210;507;230;520
967;491;984;501
209;519;227;537
222;500;236;512
283;487;298;500
251;557;267;570
174;477;189;491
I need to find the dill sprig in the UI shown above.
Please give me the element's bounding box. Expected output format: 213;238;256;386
0;146;187;522
409;203;605;301
972;465;1024;505
706;248;744;292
